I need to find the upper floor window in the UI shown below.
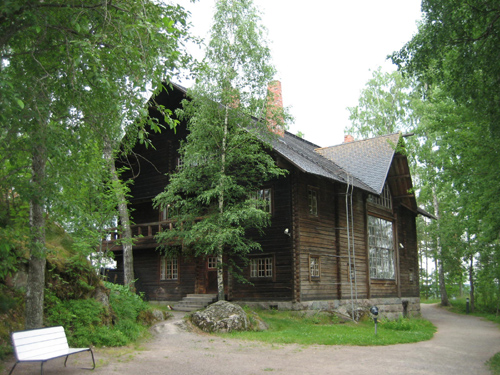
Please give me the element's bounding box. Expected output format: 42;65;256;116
160;256;178;280
250;188;272;214
368;183;392;210
308;188;318;216
368;215;395;279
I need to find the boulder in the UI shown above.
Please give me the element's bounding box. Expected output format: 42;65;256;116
191;301;250;333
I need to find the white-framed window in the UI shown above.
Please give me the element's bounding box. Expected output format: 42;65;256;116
250;188;272;214
310;255;320;279
368;183;392;210
207;256;217;270
160;256;179;280
368;215;395;279
250;256;273;278
308;188;318;216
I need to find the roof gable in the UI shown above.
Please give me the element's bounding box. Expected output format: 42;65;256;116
315;133;401;195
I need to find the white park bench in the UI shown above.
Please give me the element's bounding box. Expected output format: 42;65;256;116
9;326;95;375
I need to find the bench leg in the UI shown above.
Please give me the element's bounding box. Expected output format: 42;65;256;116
7;361;18;375
89;348;96;370
63;349;95;370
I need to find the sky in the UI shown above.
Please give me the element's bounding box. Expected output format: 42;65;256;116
175;0;423;147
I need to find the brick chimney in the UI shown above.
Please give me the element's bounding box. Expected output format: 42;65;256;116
267;80;284;137
344;134;354;143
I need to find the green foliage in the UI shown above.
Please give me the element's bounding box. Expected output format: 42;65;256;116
106;282;150;323
44;281;152;348
0;285;24;360
346;67;421;138
487;352;500;375
220;309;436;346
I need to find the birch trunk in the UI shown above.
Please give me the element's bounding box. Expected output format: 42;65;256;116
217;106;229;301
104;138;134;290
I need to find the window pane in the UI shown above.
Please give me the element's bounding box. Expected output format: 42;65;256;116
368;216;394;279
308;189;318;216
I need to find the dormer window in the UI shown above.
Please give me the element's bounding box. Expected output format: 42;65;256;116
368;183;392;210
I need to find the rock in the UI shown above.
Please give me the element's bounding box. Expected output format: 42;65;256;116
191;301;250;333
249;312;269;331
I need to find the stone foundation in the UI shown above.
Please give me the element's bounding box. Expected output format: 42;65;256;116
238;297;421;320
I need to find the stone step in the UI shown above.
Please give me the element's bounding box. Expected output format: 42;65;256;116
173;294;217;312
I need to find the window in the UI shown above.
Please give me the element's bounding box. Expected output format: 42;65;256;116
250;257;273;278
160;257;178;280
250;188;272;214
308;188;318;216
368;216;395;279
310;255;320;279
207;256;217;269
368;183;392;210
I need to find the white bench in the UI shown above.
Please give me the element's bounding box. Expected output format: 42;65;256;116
9;326;95;375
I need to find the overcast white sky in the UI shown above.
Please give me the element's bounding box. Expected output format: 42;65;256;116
175;0;423;147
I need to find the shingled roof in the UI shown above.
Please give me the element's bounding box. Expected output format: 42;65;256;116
315;133;401;195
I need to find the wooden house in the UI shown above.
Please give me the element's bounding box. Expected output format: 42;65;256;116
104;83;430;317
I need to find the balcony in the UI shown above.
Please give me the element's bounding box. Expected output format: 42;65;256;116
102;220;175;251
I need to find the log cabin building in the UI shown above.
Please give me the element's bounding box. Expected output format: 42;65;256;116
104;83;431;317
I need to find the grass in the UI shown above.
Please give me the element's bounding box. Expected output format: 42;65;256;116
217;309;436;346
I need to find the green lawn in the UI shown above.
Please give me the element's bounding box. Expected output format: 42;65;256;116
218;309;436;346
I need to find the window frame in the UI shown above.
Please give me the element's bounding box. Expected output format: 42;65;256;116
250;187;273;215
160;256;179;281
249;254;275;280
308;187;319;217
368;183;392;210
368;215;395;280
207;256;217;270
309;255;321;281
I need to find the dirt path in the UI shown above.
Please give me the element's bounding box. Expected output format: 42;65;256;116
4;304;500;375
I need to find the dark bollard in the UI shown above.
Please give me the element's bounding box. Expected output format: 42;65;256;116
370;306;379;335
466;298;469;314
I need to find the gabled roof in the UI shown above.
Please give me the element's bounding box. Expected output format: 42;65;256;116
272;132;376;193
315;133;401;195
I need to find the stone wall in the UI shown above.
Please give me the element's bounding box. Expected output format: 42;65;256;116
238;297;421;320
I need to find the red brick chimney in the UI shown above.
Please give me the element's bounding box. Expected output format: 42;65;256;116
267;80;284;137
344;134;354;143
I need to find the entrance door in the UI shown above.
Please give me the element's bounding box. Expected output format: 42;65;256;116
206;256;218;294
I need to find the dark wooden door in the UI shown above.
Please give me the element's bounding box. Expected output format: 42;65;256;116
207;256;218;293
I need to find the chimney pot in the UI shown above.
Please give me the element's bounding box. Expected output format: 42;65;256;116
344;134;354;143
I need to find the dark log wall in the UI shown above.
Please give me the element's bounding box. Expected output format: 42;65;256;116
335;188;370;301
134;248;197;300
397;205;420;297
294;172;339;301
231;174;294;301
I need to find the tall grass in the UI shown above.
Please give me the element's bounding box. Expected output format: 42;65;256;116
220;309;436;346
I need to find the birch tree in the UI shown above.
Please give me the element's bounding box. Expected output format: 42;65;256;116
154;0;286;301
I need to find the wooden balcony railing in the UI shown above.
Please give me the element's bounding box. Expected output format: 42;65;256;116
103;220;174;243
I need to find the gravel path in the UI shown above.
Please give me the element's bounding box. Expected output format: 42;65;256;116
4;304;500;375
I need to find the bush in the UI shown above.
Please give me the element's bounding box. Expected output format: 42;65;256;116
45;282;152;347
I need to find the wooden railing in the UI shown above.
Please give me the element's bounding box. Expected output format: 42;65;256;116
103;220;174;242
